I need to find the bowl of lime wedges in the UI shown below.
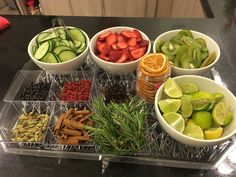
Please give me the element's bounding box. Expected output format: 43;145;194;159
155;75;236;147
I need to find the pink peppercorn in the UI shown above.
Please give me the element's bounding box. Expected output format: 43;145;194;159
60;80;92;101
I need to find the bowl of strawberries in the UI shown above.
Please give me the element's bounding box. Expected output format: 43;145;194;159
89;26;151;75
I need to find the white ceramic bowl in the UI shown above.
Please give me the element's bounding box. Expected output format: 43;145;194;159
155;75;236;147
89;26;151;75
153;30;220;76
28;26;90;73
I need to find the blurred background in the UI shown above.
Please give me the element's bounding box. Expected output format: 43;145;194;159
0;0;207;18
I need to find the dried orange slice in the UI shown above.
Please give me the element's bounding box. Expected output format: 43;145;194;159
141;53;168;74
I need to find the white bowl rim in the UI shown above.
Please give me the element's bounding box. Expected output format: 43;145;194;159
155;75;236;143
153;29;221;71
89;26;151;66
28;26;90;66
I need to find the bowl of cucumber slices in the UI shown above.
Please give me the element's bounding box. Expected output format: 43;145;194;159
153;29;220;76
28;26;89;72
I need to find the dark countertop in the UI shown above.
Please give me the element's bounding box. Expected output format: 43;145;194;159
1;0;236;176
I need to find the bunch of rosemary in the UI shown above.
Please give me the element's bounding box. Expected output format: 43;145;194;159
87;96;148;155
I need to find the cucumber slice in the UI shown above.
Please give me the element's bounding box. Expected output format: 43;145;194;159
54;46;73;55
48;40;55;52
58;50;77;62
74;40;82;48
32;45;38;55
41;52;59;63
36;32;50;44
57;28;66;34
34;41;49;60
59;33;67;40
76;42;86;54
61;39;70;47
40;32;57;43
69;28;86;43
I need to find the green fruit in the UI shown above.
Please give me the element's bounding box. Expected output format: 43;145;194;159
158;99;181;114
164;78;183;98
192;111;213;130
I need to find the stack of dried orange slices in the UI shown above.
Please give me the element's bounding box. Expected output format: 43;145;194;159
136;53;171;102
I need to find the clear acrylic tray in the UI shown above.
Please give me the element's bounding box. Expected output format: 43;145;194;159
0;56;235;170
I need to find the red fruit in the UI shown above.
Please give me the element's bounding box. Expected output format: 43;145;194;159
128;38;137;47
106;33;117;46
133;29;143;41
139;40;149;47
111;43;119;50
98;31;111;41
97;42;106;53
130;47;147;59
121;31;137;39
123;48;134;61
117;34;126;42
115;52;128;63
109;50;123;61
101;46;111;55
117;41;128;49
99;53;110;61
128;45;139;51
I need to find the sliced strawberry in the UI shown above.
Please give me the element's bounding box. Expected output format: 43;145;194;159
123;48;134;61
133;29;143;41
117;34;126;42
101;46;111;56
128;38;137;47
109;50;123;62
111;43;119;50
98;31;111;41
139;40;149;47
117;41;128;49
130;47;147;59
115;52;128;63
97;42;106;53
121;31;137;39
128;45;139;51
99;53;110;61
106;33;117;46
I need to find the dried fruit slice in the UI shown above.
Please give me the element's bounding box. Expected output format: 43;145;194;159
141;53;168;74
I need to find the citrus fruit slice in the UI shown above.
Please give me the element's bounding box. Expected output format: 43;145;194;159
183;125;204;140
186;119;196;126
179;82;199;94
141;53;168;74
212;92;224;103
204;127;223;140
212;101;233;126
163;112;185;133
164;78;183;98
192;111;213;130
181;94;192;102
191;91;213;111
158;99;181;114
181;99;193;118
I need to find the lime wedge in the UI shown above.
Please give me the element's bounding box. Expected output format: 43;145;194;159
164;78;183;98
181;94;192;102
163;112;185;133
186;119;196;126
158;99;181;114
191;91;213;111
183;125;204;139
212;101;233;126
204;127;223;140
212;92;224;103
179;82;199;94
192;111;213;130
181;99;193;118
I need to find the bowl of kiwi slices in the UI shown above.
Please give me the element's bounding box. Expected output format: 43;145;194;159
153;29;220;76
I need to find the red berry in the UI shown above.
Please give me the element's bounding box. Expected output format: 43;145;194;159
130;47;147;59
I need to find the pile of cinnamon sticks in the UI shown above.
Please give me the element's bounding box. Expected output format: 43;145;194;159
54;107;93;145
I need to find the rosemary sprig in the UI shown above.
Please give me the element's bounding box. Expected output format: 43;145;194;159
86;96;148;154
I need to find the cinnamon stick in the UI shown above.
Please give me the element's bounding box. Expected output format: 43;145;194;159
63;119;84;130
62;128;82;136
54;113;65;135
